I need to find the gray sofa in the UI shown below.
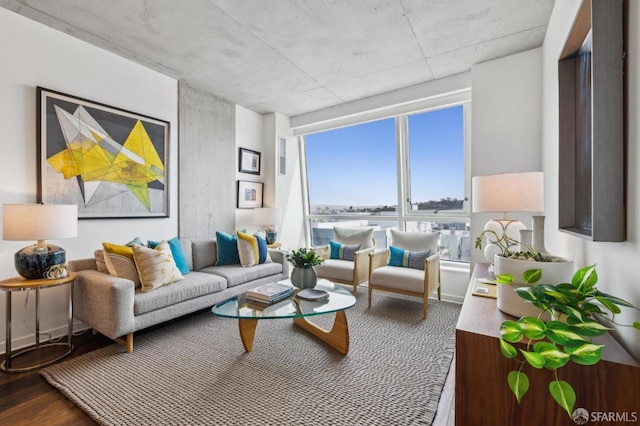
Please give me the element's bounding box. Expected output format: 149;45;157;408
69;239;289;352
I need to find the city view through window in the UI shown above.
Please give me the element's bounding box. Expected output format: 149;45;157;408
304;105;471;262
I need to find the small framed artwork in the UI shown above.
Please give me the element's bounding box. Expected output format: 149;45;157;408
237;180;263;209
239;148;261;175
37;87;170;219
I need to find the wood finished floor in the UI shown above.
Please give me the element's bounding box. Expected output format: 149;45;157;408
0;320;456;426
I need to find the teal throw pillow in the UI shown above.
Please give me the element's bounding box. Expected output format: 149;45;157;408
148;237;190;275
329;241;361;261
254;233;270;264
388;246;431;270
216;231;241;265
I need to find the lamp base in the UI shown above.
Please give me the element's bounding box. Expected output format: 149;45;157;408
265;231;277;245
15;244;66;279
482;219;526;264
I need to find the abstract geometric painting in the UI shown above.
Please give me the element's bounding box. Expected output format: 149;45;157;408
37;87;170;218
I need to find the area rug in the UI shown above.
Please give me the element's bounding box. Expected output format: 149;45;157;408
42;290;461;425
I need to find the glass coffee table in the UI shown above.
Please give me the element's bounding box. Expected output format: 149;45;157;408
211;279;356;354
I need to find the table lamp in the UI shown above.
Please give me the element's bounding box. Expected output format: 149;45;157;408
2;204;78;279
254;207;281;245
472;172;543;264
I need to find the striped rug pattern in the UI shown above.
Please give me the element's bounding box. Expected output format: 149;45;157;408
42;290;461;425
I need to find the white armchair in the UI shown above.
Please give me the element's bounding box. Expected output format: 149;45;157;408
313;227;375;296
368;230;441;318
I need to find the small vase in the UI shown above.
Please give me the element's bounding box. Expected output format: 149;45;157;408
532;215;547;254
291;266;317;289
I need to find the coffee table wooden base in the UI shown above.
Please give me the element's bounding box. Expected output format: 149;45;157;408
237;310;350;354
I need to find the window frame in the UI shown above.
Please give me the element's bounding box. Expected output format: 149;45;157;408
299;91;471;263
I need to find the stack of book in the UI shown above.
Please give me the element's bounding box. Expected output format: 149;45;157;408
246;282;295;304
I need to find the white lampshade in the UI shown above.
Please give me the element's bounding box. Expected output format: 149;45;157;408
472;172;544;215
3;204;78;241
254;207;281;226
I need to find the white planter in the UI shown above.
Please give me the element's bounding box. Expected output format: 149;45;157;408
494;255;574;318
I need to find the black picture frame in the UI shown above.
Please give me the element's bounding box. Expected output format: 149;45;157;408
37;87;170;219
237;180;263;209
239;147;261;175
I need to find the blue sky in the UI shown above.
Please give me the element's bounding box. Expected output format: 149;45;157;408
305;105;464;206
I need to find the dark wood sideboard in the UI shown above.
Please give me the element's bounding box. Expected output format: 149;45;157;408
455;263;639;426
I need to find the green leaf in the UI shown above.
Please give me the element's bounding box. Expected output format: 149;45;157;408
538;285;570;304
522;269;542;284
499;320;523;343
549;380;576;417
595;296;622;315
554;303;584;321
595;292;639;310
520;350;545;369
499;338;518;358
634;322;640;331
573;265;597;293
507;371;529;404
517;316;546;340
564;342;604;365
581;302;604;315
495;273;514;284
567;318;611;337
545;321;585;345
533;342;570;369
514;286;543;302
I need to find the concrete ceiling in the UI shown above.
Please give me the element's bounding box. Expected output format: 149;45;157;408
1;0;555;117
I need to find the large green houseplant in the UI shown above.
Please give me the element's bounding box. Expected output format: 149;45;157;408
496;265;640;417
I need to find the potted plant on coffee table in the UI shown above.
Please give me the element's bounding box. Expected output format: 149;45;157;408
497;265;640;417
286;247;324;289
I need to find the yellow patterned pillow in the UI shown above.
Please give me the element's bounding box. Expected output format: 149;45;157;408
132;240;184;292
102;243;140;287
237;231;259;267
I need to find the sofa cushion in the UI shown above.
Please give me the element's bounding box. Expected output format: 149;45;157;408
334;227;374;249
237;231;259;267
388;246;431;270
216;231;240;265
148;237;190;275
329;241;360;261
133;271;227;315
133;241;184;292
102;243;140;287
200;262;282;287
192;240;217;271
94;250;109;274
390;229;439;252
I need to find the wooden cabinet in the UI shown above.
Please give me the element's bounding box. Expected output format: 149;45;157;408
455;263;639;425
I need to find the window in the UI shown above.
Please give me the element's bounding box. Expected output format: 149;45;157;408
302;99;470;263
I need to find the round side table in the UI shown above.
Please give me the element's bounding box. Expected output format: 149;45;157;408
0;272;77;373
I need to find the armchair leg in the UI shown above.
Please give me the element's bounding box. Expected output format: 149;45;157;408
422;294;428;320
352;283;358;297
437;285;441;300
368;285;372;307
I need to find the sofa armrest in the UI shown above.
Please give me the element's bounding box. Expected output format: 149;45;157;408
268;249;289;279
73;269;136;339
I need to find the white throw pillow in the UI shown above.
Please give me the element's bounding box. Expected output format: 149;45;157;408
333;227;374;249
133;240;184;292
390;229;439;253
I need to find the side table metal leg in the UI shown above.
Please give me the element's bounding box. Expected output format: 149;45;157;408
35;287;40;348
4;291;11;371
67;281;74;348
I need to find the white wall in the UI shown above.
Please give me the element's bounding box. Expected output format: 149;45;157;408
235;105;265;232
0;8;178;353
542;0;640;360
470;49;543;266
